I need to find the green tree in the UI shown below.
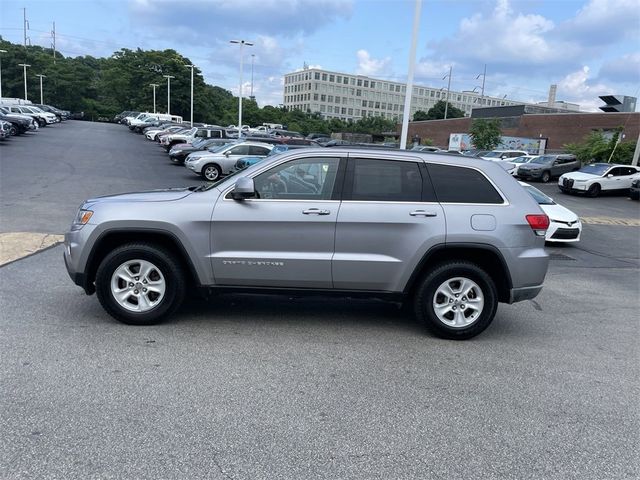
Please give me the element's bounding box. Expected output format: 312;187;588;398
413;110;429;121
469;119;502;150
425;100;465;120
565;129;636;165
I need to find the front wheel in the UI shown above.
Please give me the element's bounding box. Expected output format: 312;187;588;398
587;183;601;197
414;262;498;340
541;171;551;183
95;243;186;325
202;164;222;181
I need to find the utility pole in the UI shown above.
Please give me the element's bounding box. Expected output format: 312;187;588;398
443;66;452;120
23;8;30;47
163;74;174;114
476;64;486;105
185;64;195;127
18;63;30;100
36;74;46;104
51;22;56;63
149;83;159;114
631;130;640;166
400;0;422;150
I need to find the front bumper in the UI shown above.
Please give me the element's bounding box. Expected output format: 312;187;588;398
64;227;96;294
517;170;543;179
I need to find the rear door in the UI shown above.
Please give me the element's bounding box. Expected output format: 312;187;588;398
332;154;445;291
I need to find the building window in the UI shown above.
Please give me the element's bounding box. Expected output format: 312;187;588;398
336;75;342;83
375;102;380;109
321;94;326;101
356;89;362;97
322;73;327;81
348;108;353;115
328;95;334;102
313;93;318;100
370;81;375;89
329;74;335;82
368;101;374;108
314;72;320;80
328;106;333;113
342;107;346;114
395;85;401;92
364;80;369;88
362;100;367;107
343;77;349;84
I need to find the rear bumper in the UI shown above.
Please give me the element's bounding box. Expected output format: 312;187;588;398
509;285;543;303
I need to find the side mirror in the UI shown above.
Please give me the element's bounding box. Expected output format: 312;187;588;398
607;174;613;178
500;155;507;159
224;151;230;157
231;177;256;201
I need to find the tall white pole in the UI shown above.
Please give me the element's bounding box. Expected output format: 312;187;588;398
149;83;159;113
250;54;255;99
186;64;194;127
36;74;46;104
0;50;6;98
163;75;174;114
399;0;422;150
444;66;452;120
230;40;253;138
18;63;30;100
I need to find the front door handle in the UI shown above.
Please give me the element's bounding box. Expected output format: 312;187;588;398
410;210;438;217
303;208;331;215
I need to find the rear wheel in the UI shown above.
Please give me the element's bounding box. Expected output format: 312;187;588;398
202;163;221;181
414;262;498;340
587;183;601;197
541;171;551;183
95;243;186;325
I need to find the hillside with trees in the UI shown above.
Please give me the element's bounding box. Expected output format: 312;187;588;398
0;38;396;136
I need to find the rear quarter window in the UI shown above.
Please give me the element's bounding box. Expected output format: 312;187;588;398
427;164;504;204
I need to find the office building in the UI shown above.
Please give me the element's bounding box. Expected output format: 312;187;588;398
283;67;524;121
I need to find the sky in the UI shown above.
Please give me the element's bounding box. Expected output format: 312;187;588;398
1;0;639;111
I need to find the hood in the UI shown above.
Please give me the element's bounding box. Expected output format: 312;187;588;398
519;163;548;170
561;172;599;181
539;203;579;223
1;113;33;123
85;187;194;205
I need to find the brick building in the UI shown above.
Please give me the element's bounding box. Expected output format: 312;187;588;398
402;111;639;151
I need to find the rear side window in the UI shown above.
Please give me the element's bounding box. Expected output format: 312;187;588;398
427;164;504;204
348;159;423;202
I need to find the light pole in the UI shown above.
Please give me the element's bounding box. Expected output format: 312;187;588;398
476;64;486;106
442;66;452;120
185;64;195;127
18;63;30;100
250;54;255;100
399;0;422;150
163;74;174;114
149;83;159;113
36;74;46;104
0;49;7;98
230;39;253;138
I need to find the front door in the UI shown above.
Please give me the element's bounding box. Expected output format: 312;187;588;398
210;155;343;288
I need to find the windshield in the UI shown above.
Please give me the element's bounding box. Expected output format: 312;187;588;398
483;151;504;158
207;144;232;153
530;156;554;165
579;164;609;176
512;155;534;164
523;185;555;205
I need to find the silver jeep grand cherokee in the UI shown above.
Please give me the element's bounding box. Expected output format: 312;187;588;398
64;149;549;339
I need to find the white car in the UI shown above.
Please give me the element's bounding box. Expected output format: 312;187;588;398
185;141;273;180
558;163;640;197
505;155;538;176
480;150;529;161
519;182;582;243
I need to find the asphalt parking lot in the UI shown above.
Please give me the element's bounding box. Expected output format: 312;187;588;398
1;121;639;479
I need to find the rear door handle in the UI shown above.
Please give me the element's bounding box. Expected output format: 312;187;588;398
303;208;331;215
410;210;438;217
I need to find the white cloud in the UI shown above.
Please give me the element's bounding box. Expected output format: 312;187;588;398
356;49;392;76
558;66;614;111
598;53;640;84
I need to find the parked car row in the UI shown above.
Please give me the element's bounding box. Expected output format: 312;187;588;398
0;103;69;140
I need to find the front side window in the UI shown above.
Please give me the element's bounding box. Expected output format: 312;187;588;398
253;157;340;200
349;159;423;202
427;164;503;204
228;145;251;156
248;146;270;156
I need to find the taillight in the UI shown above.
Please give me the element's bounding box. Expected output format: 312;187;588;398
526;214;550;236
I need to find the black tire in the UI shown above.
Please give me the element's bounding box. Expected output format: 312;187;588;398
541;171;551;183
9;125;17;136
587;183;601;198
202;163;222;181
558;186;568;194
414;261;498;340
95;243;186;325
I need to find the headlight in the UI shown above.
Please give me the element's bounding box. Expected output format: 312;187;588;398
573;179;586;182
71;209;93;230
